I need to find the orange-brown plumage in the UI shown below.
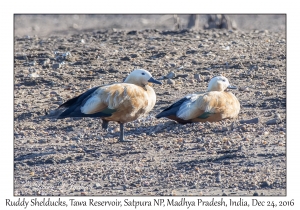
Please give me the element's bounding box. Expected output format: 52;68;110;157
53;69;162;142
156;76;240;124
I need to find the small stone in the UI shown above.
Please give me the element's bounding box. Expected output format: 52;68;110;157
28;73;40;78
81;192;88;196
39;139;47;144
52;63;61;69
239;86;249;92
216;172;222;182
266;118;281;125
194;74;202;82
260;181;270;188
169;62;176;67
42;58;50;66
121;56;131;61
222;193;227;196
240;118;259;124
63;136;70;141
222;46;230;51
187;79;195;84
241;125;247;132
265;90;273;96
223;145;230;149
253;192;259;196
238;145;246;151
205;76;211;81
122;185;128;191
167;79;175;85
166;71;176;79
130;53;139;58
94;183;102;189
27;140;34;144
50;91;58;96
275;113;281;119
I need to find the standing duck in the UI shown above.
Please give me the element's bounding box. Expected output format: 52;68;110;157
52;69;162;142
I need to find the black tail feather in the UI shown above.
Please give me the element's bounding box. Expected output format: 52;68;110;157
156;97;188;119
46;86;107;119
59;86;100;108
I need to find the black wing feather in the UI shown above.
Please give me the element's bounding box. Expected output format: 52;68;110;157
56;86;112;119
156;97;189;118
59;86;100;108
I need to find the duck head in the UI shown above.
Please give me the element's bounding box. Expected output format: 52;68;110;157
124;69;162;86
207;76;237;92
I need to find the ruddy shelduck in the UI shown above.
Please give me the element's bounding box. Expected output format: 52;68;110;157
156;76;240;124
53;69;162;142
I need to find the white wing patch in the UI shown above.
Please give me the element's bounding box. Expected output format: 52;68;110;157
176;94;199;120
81;94;102;114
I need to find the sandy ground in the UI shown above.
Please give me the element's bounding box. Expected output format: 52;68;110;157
14;15;286;196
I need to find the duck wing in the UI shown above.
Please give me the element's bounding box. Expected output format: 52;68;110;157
156;94;198;119
55;86;114;119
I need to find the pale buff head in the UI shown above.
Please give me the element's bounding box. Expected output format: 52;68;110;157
207;76;236;92
124;69;162;86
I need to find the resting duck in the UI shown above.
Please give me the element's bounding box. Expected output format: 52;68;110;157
52;69;162;142
156;76;240;124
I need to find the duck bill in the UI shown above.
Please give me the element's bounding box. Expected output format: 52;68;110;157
148;77;162;85
227;85;237;89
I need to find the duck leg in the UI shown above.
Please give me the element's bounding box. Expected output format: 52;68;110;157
102;119;109;130
119;123;134;142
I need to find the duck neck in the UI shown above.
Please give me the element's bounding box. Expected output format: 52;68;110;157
124;77;147;88
207;82;223;92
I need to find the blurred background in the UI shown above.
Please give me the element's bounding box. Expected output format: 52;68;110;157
14;14;286;37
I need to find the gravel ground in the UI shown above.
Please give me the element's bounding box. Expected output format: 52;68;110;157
14;15;286;196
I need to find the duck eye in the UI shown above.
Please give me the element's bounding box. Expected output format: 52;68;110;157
141;73;145;75
222;79;226;82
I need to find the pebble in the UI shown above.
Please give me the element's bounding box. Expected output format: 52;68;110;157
165;71;176;79
94;183;102;189
216;172;222;182
238;145;246;151
239;86;250;92
167;79;175;85
121;56;131;61
39;139;47;144
194;74;202;82
187;79;195;84
130;53;139;58
240;118;259;124
52;63;61;69
266;118;281;125
42;58;50;67
260;181;270;188
275;113;281;119
265;90;273;96
241;125;248;132
205;76;211;81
